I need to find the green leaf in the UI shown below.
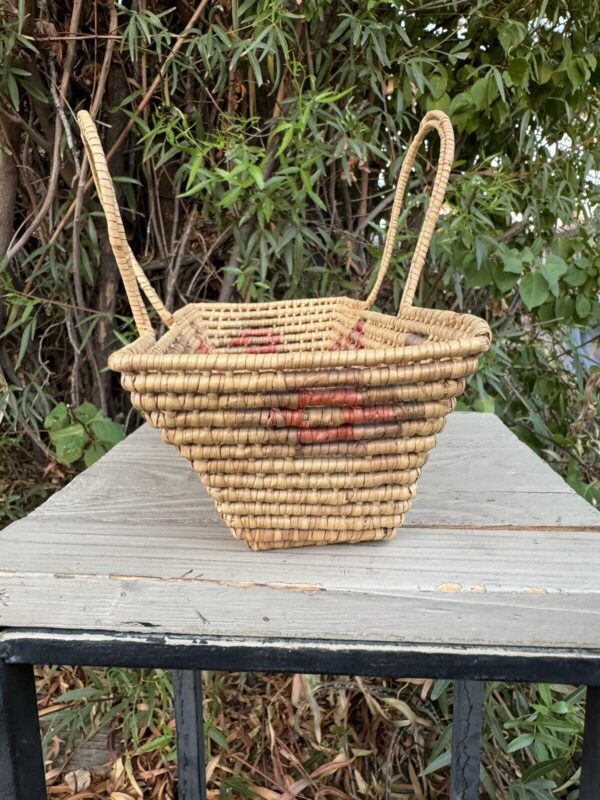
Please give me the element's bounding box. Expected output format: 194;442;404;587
6;72;20;109
492;262;519;292
507;732;535;753
429;72;447;100
135;733;173;755
16;318;35;367
49;423;86;447
521;758;567;783
520;272;549;310
421;749;451;776
470;76;489;111
508;58;529;86
18;78;47;103
554;296;575;320
431;679;451;701
51;423;88;465
248;164;265;189
502;251;524;274
276;125;294;158
565;58;588;89
475;394;496;413
491;66;506;102
576;295;592;318
564;264;588;287
54;686;105;703
262;195;274;223
247;51;263;87
74;401;100;424
538;60;553;84
540;254;568;297
206;724;229;751
448;91;473;120
83;442;107;467
219;185;244;207
498;20;527;53
45;403;69;431
89;419;125;447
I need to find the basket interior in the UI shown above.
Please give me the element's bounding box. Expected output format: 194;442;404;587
147;297;433;357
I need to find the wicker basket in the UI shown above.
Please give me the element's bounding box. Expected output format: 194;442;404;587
77;109;491;550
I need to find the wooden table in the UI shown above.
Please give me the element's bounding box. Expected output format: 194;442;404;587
1;412;599;799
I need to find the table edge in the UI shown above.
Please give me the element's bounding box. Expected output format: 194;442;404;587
2;627;600;684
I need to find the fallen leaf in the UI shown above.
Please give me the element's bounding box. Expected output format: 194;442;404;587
65;769;91;792
249;786;281;800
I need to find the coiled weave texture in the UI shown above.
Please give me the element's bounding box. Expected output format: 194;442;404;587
77;109;491;550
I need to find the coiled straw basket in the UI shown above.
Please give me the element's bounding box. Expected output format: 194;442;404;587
77;109;491;550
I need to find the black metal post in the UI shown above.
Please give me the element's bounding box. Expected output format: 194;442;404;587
173;669;207;800
0;660;47;799
580;685;600;800
451;680;484;800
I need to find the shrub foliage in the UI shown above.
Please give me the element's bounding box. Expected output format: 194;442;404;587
1;2;599;794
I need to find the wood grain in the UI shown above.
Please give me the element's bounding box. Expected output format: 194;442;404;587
1;413;599;651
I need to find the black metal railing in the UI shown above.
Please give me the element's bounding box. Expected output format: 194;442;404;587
2;656;600;799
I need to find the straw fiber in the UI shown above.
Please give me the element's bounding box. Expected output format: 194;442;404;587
77;109;491;550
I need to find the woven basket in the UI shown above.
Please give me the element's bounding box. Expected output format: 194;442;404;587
77;109;491;550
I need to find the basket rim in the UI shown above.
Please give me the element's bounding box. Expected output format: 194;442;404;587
108;296;491;374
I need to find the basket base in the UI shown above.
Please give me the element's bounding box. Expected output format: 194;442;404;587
233;525;400;551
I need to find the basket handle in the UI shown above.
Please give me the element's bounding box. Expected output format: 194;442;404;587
77;110;173;335
364;110;455;313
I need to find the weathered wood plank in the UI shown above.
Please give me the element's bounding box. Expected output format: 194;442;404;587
0;413;599;650
1;524;600;592
20;414;600;529
1;572;600;647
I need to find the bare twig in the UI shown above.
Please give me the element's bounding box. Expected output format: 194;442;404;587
22;33;120;42
6;0;83;262
48;51;80;177
65;309;82;407
187;225;234;295
40;0;212;250
165;207;198;312
5;114;61;261
0;104;48;151
72;0;118;302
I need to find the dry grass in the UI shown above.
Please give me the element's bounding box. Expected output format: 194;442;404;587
39;668;450;799
37;667;585;800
